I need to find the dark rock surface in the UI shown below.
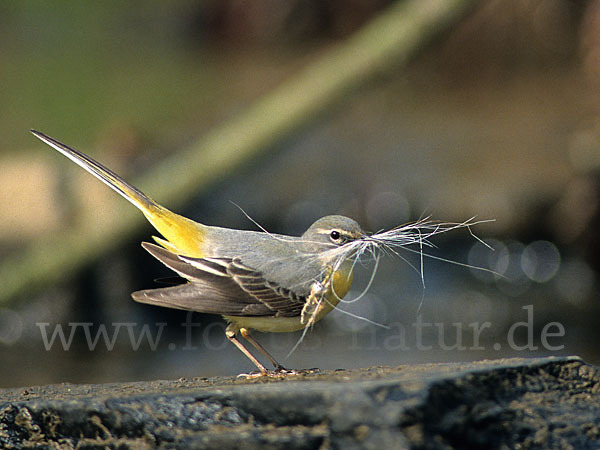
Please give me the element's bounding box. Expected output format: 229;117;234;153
1;356;599;449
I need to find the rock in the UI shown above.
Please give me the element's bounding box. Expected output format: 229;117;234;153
1;356;599;449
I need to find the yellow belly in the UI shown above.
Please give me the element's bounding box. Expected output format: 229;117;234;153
223;315;307;333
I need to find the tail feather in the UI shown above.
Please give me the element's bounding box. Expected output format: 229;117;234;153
31;130;155;212
32;130;206;256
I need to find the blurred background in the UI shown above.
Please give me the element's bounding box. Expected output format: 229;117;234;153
1;0;599;388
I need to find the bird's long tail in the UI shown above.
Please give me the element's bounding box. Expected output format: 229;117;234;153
31;130;205;256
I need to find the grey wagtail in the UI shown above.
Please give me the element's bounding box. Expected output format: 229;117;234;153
32;130;367;375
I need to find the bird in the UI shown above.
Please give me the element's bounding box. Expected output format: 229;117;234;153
32;130;367;376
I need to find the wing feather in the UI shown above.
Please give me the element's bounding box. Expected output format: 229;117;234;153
135;242;306;317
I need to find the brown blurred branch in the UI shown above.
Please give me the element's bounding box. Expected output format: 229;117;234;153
1;0;478;305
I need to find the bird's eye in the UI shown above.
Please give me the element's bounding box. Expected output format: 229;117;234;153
329;230;343;243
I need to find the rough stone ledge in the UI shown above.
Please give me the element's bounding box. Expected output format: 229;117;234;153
1;356;599;449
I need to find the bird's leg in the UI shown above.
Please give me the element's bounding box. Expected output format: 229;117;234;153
239;327;287;372
225;325;268;375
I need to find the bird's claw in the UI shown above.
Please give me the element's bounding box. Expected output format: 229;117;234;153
237;367;321;378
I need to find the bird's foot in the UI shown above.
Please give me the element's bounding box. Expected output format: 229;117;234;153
236;370;268;379
237;367;321;379
274;366;321;375
236;369;287;379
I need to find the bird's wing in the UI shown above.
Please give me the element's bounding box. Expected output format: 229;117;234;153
131;242;305;317
223;257;306;317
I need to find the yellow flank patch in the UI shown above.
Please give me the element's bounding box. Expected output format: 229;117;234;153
331;264;354;300
300;261;355;327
